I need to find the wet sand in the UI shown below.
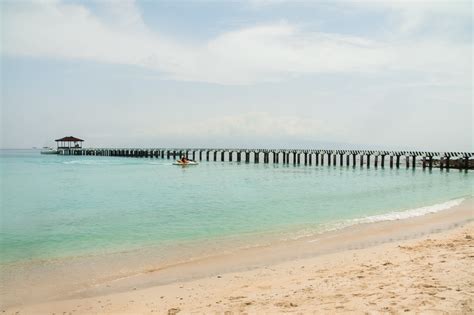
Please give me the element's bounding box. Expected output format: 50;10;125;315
2;198;473;314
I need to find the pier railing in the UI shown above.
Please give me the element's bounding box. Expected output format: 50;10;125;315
57;148;473;170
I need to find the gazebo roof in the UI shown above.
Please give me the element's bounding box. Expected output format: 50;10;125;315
55;136;84;142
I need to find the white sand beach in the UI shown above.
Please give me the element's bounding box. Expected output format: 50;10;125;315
3;198;473;314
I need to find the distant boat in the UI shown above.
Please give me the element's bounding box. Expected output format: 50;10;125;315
40;147;59;155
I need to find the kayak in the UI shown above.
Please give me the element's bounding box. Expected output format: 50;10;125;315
173;160;199;166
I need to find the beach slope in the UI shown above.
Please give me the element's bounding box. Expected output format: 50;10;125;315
6;212;473;314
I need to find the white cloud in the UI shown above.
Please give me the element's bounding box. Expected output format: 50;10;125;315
1;0;471;85
152;111;337;139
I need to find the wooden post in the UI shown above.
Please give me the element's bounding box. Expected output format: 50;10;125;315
429;156;433;169
321;153;324;166
328;153;332;166
381;155;385;168
390;155;393;168
374;155;378;168
412;155;416;169
221;151;224;162
405;156;409;168
396;155;400;168
304;153;308;165
360;154;364;167
446;156;450;170
332;154;336;166
340;154;344;167
367;154;371;168
465;157;469;170
213;151;217;161
315;153;319;166
346;154;350;167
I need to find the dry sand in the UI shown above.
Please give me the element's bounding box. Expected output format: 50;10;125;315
3;205;473;314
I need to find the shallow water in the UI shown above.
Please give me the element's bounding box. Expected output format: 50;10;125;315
0;149;472;264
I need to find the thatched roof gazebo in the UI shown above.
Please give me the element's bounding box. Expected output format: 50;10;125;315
55;136;84;149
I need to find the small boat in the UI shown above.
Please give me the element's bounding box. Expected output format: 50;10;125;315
173;160;199;166
40;147;59;155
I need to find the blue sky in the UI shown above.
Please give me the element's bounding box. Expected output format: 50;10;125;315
1;0;472;150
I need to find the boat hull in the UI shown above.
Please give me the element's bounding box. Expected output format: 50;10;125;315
173;161;198;165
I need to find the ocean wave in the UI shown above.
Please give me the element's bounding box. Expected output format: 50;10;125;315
62;160;118;165
288;197;468;242
62;160;167;166
349;198;465;225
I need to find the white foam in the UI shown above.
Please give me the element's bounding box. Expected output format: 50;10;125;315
349;198;466;225
303;197;468;243
63;160;109;165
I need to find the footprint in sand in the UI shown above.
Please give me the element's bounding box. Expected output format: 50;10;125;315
167;308;180;315
228;296;246;301
275;302;298;308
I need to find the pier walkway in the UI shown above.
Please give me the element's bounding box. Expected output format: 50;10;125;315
58;148;473;170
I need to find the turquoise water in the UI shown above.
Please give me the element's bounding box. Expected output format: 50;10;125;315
0;149;472;264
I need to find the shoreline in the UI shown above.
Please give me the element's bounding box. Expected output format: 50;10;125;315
2;196;473;312
1;196;466;267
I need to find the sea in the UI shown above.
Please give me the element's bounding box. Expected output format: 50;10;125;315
1;149;472;266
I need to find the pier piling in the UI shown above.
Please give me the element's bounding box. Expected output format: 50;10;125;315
58;147;472;170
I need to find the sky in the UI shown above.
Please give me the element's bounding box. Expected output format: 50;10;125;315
0;0;472;150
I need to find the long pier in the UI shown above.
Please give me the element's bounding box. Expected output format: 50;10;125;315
58;148;473;170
